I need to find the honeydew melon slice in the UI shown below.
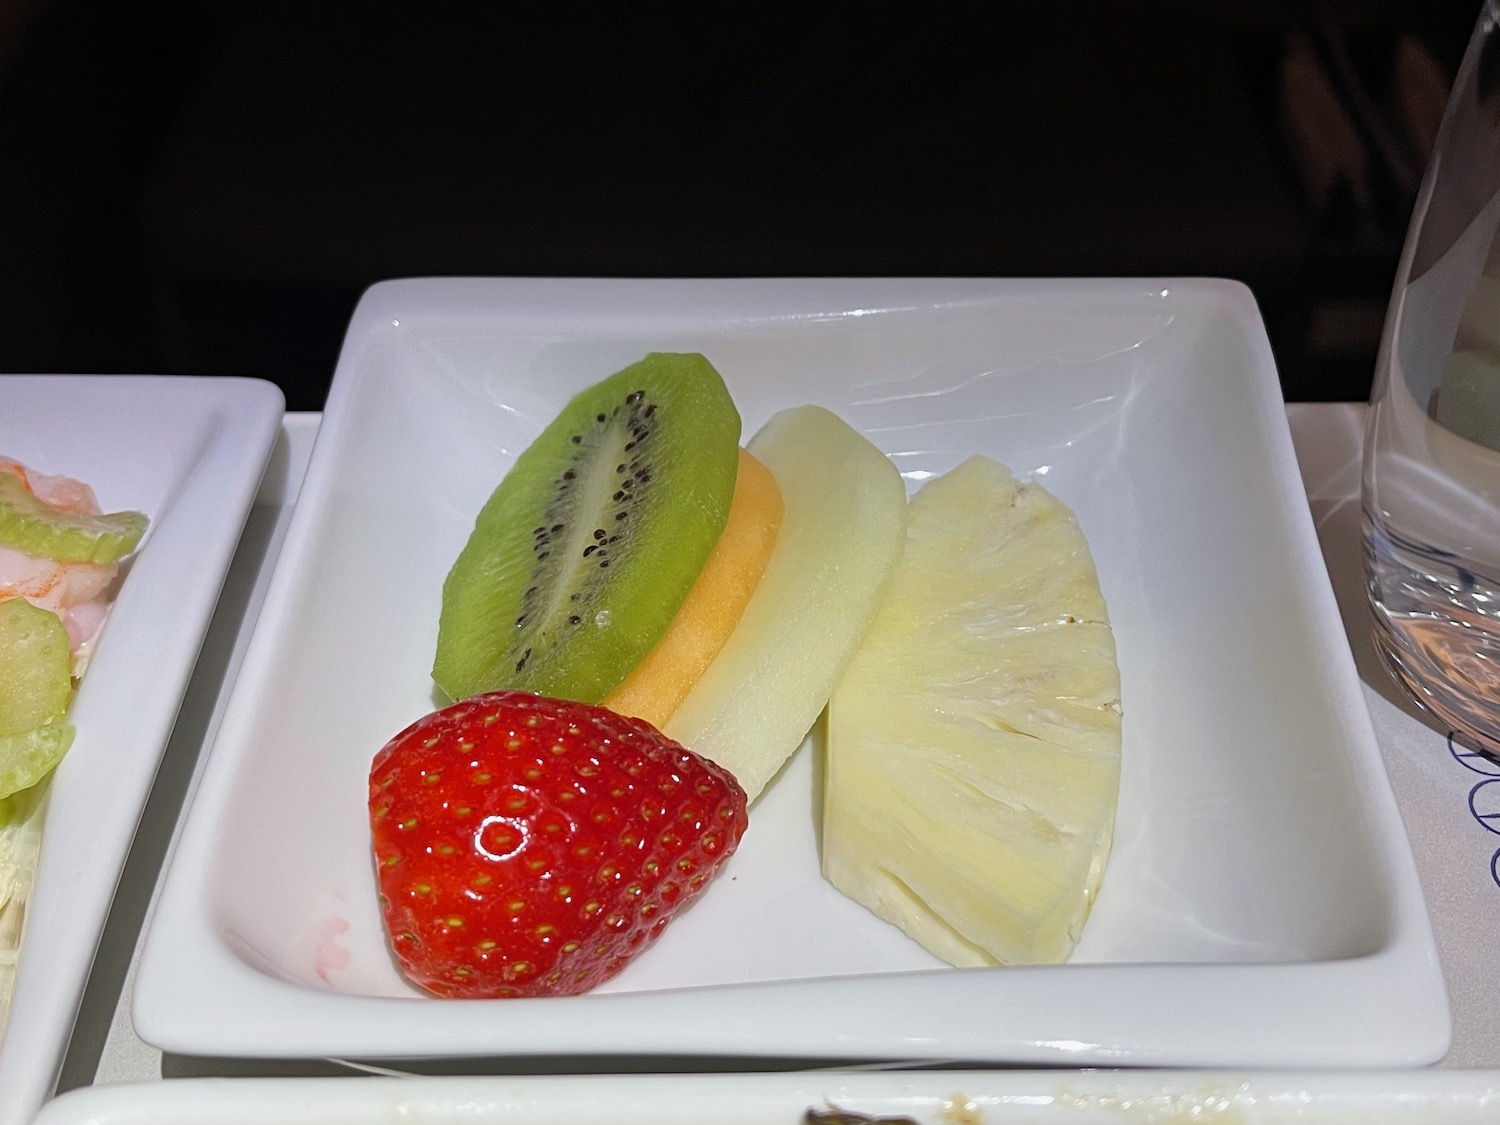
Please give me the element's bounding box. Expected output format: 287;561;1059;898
663;406;906;803
824;455;1121;966
602;448;783;730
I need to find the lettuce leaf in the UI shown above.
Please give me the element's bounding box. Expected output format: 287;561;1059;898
0;778;49;1029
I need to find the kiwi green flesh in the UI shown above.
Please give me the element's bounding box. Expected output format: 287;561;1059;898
0;474;148;564
0;598;73;735
434;352;741;704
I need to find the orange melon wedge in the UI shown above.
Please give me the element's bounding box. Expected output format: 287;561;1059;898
602;448;783;729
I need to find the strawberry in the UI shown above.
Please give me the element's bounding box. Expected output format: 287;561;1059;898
368;690;748;998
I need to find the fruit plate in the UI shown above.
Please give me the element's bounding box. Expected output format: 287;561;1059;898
133;278;1449;1066
0;375;283;1125
28;1070;1500;1125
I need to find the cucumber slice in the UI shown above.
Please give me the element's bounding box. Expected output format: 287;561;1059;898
0;599;72;735
0;472;147;564
0;721;73;800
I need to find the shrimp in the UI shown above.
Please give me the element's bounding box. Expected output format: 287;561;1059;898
0;458;120;660
0;457;101;515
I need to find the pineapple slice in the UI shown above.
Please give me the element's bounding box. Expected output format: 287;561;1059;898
824;455;1121;966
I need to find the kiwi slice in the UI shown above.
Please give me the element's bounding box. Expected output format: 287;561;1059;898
0;472;147;564
434;352;741;703
0;598;72;735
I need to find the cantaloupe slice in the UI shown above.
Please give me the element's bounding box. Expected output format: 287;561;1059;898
602;448;783;729
663;406;906;802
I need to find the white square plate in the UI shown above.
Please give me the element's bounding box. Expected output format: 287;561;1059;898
134;279;1448;1066
0;375;282;1125
30;1070;1500;1125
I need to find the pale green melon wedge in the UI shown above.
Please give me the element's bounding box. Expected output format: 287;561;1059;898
663;406;907;803
824;455;1122;966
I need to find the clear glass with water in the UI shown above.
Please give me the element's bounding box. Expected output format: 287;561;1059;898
1363;0;1500;759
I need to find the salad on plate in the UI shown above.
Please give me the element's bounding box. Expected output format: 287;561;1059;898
0;456;146;1024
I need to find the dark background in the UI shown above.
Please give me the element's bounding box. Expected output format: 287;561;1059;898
0;1;1481;410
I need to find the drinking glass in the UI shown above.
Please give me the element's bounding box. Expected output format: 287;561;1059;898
1363;0;1500;759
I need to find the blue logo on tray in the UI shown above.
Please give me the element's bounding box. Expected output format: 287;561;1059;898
1448;733;1500;888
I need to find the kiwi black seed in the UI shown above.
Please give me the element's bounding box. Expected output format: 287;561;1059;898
432;353;741;704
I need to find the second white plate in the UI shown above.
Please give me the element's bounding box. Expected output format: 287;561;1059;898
0;375;283;1125
134;278;1448;1067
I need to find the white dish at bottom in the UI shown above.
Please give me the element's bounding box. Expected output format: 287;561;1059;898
134;278;1446;1066
31;1070;1500;1125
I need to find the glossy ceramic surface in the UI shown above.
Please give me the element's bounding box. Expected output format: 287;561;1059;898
0;375;283;1125
134;279;1446;1065
32;1070;1500;1124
